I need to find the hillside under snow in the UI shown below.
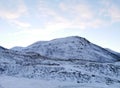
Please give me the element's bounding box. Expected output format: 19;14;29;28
0;36;120;88
11;36;120;62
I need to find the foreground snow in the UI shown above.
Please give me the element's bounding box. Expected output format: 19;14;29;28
0;76;120;88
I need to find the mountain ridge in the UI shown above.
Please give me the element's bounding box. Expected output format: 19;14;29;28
11;36;120;63
0;36;120;87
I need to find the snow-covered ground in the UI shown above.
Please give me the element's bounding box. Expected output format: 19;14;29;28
0;36;120;88
11;36;120;63
0;76;120;88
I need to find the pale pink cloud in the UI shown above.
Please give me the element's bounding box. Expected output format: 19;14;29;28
59;3;68;11
36;0;120;31
0;0;27;20
0;0;30;29
108;5;120;22
88;19;107;28
11;20;31;28
72;4;94;20
100;0;120;22
59;2;94;20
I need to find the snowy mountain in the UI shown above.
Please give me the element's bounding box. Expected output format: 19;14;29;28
105;48;120;57
11;36;120;62
0;36;120;88
11;46;24;51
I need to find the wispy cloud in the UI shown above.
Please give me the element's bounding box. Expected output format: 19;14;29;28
0;0;30;29
7;28;56;47
0;0;27;20
108;5;120;22
11;20;31;28
1;0;120;32
36;0;109;31
100;0;120;22
60;2;94;20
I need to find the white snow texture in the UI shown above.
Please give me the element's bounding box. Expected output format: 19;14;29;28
0;36;120;88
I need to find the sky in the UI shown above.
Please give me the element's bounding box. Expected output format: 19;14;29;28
0;0;120;52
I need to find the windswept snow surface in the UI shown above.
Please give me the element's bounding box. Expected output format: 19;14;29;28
0;76;120;88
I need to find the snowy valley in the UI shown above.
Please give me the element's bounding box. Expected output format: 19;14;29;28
0;36;120;88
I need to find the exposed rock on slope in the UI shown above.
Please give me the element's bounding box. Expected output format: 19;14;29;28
12;36;120;62
0;36;120;86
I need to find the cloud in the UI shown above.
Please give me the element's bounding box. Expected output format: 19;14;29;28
8;28;55;45
59;2;94;20
100;0;120;22
17;0;120;31
88;19;107;28
0;0;30;29
108;5;120;22
59;3;68;12
11;20;31;28
0;0;27;20
36;1;98;30
1;0;119;32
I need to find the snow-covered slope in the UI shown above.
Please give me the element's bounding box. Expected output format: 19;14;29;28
0;36;120;87
0;59;120;87
0;76;120;88
11;36;120;62
11;46;24;51
105;48;120;57
0;46;46;65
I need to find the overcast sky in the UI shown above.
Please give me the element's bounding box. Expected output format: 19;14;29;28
0;0;120;52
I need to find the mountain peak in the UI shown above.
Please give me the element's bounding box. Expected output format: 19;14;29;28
63;36;84;39
49;36;90;45
13;36;118;62
9;36;120;62
52;36;88;41
1;36;120;87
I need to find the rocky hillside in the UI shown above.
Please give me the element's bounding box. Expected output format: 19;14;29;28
0;36;120;86
12;36;120;62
